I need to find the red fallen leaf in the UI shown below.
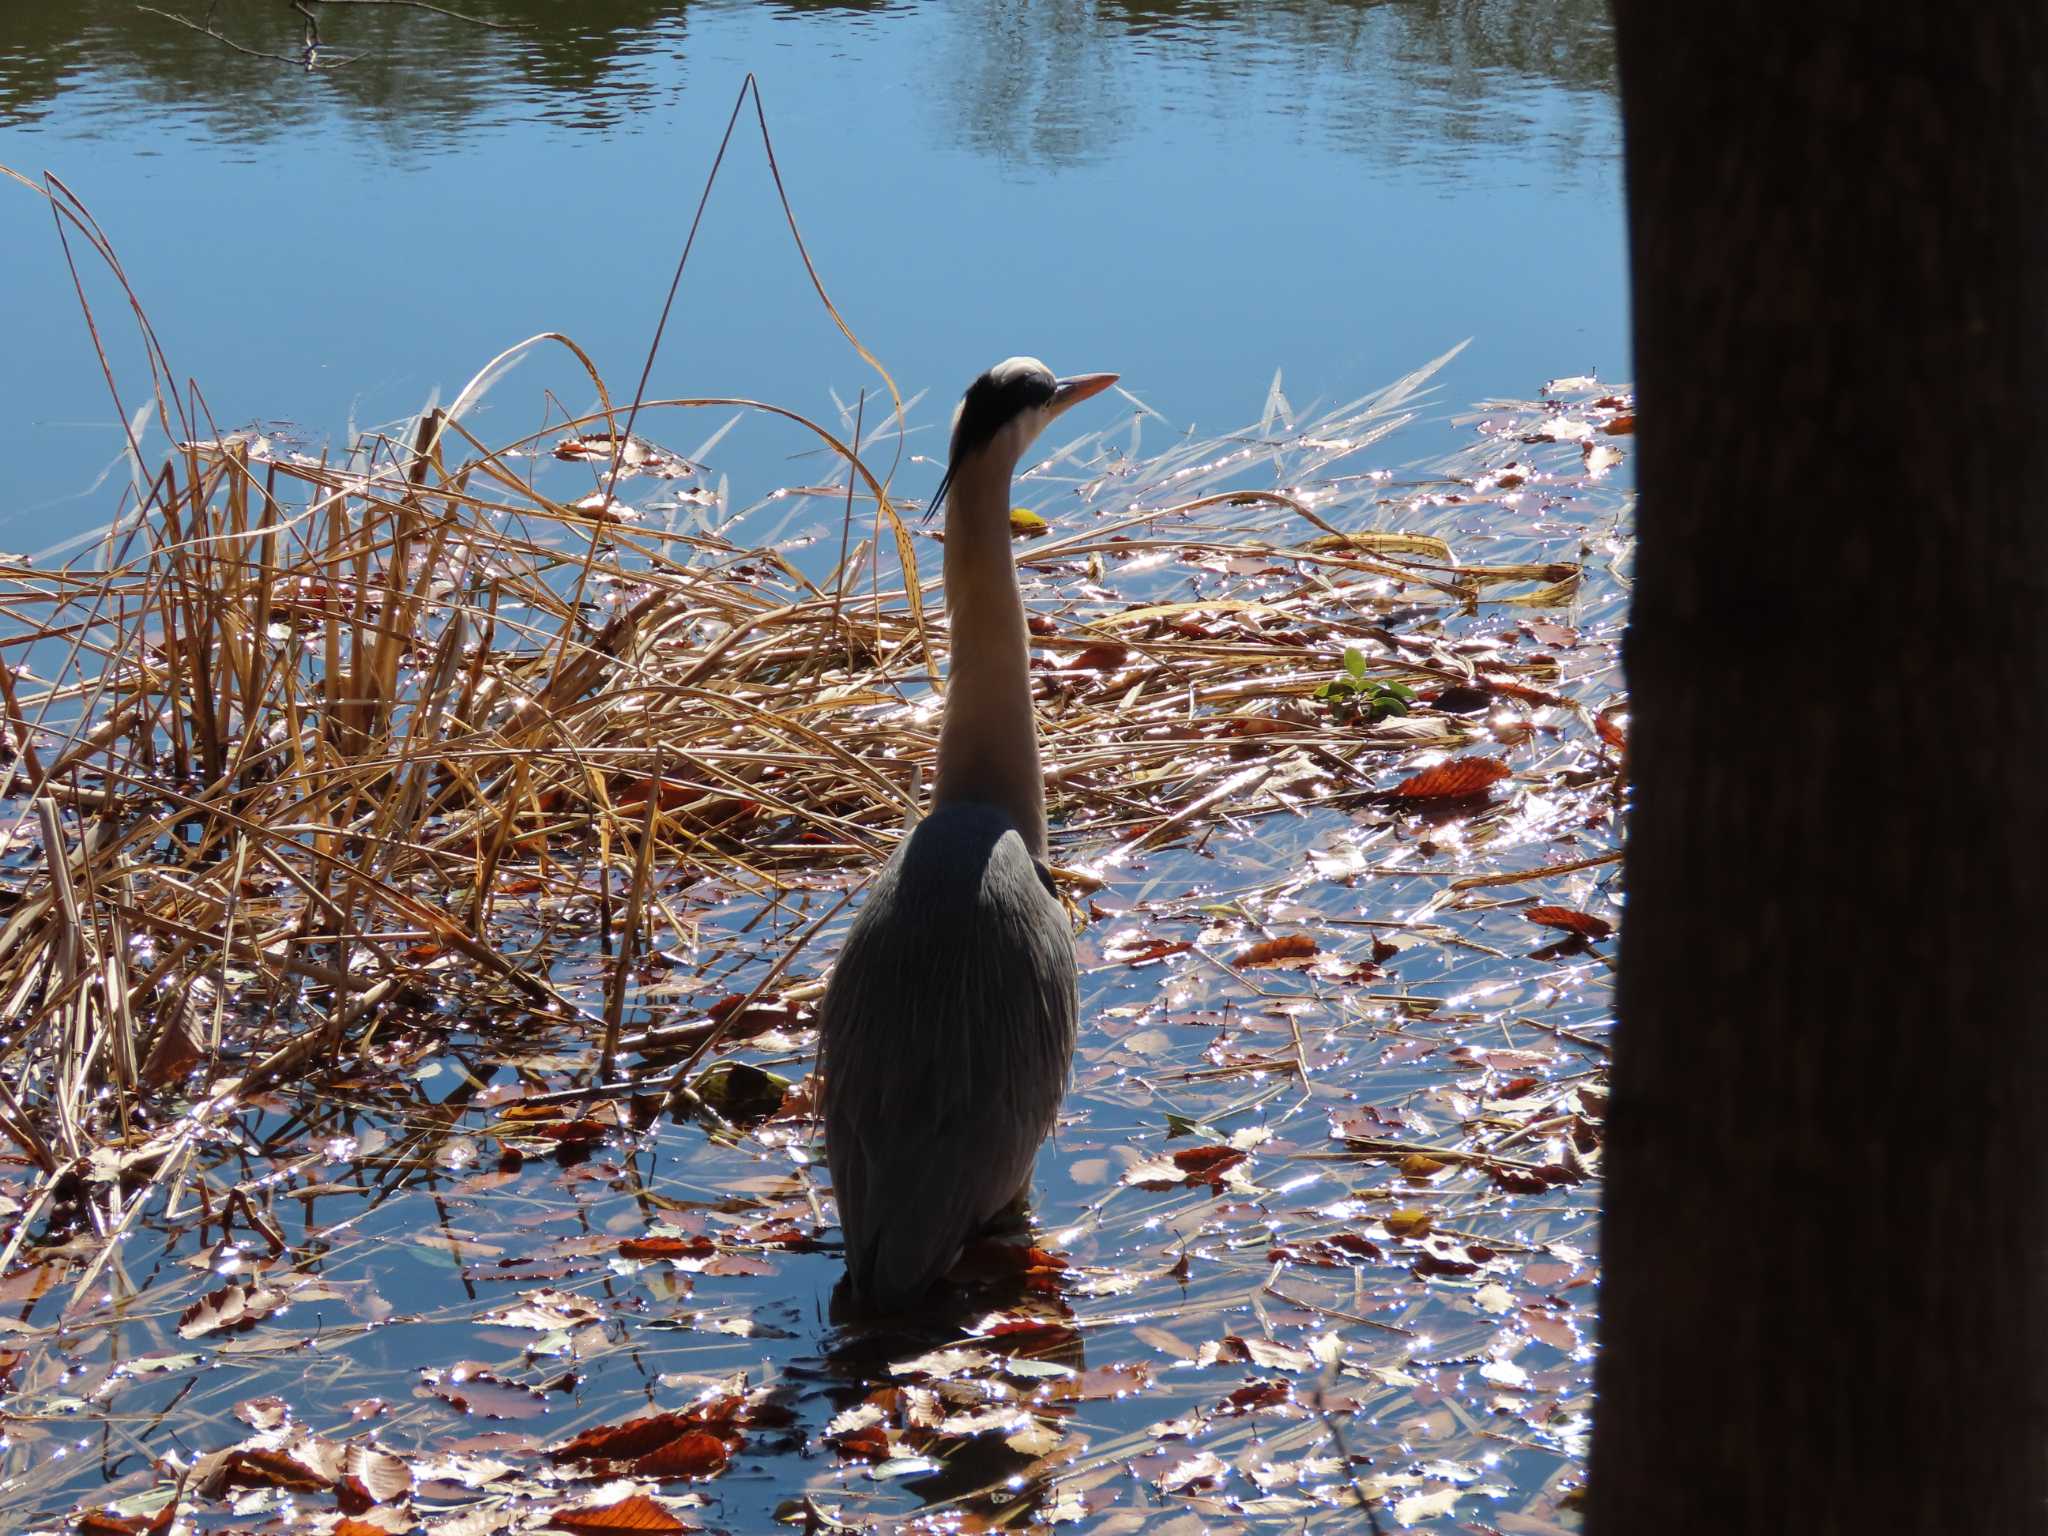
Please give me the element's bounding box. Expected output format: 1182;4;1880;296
1602;413;1635;435
1220;715;1294;738
86;1494;176;1536
549;1492;694;1534
1595;708;1628;750
333;1521;392;1536
1497;1075;1544;1099
1268;1231;1385;1269
531;1118;613;1144
731;1221;811;1249
1172;1145;1246;1182
1486;678;1575;708
619;1235;714;1262
706;993;808;1040
631;1429;731;1480
552;1411;697;1463
828;1424;892;1462
1222;1379;1293;1414
1109;938;1192;968
1412;1251;1481;1279
611;776;695;811
680;1392;748;1433
1524;906;1613;941
1027;614;1057;637
1063;641;1130;671
977;1317;1081;1356
1391;755;1510;801
1229;934;1318;968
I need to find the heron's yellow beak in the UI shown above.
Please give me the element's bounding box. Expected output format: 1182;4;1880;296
1049;372;1118;419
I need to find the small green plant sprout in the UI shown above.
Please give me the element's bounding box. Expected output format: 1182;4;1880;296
1315;648;1416;724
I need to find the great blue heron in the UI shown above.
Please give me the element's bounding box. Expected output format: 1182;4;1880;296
820;357;1117;1313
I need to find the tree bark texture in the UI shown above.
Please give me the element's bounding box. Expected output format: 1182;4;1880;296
1593;8;2048;1532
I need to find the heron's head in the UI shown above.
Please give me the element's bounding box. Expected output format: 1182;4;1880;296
925;356;1117;523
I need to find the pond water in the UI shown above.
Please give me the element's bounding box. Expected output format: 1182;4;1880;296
0;6;1629;1533
0;0;1624;545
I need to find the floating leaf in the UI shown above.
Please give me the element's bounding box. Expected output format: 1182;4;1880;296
1106;937;1192;968
619;1235;715;1263
1157;1450;1230;1493
1230;934;1318;968
552;1412;699;1463
1383;1209;1434;1239
631;1430;732;1480
177;1284;287;1340
1524;906;1613;941
549;1493;693;1534
1064;641;1131;672
1391;755;1510;800
689;1061;791;1126
1008;507;1048;537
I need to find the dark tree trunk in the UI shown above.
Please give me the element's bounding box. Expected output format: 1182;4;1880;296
1593;10;2048;1532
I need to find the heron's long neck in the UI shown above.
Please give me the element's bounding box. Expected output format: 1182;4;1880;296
933;455;1046;859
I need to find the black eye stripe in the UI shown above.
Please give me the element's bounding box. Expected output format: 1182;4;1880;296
948;365;1056;467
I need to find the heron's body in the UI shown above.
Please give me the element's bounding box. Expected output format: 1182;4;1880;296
819;357;1114;1313
821;802;1076;1309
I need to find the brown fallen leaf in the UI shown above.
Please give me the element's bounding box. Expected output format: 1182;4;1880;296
178;1284;287;1340
196;1445;335;1496
1391;756;1510;801
1220;714;1294;738
1230;934;1318;968
1107;938;1192;968
1063;641;1130;672
1156;1449;1230;1493
619;1235;714;1263
549;1493;693;1534
552;1411;698;1463
1383;1208;1434;1238
1172;1145;1246;1183
1524;906;1613;941
1221;1379;1293;1414
630;1430;731;1480
1268;1230;1385;1268
828;1424;892;1462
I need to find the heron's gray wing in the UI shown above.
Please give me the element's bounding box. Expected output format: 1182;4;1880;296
821;804;1077;1310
